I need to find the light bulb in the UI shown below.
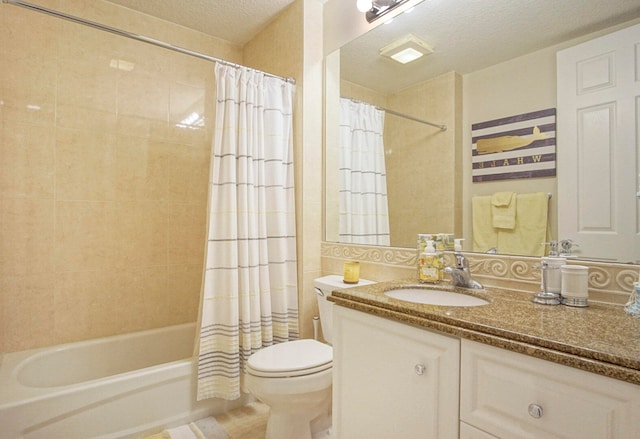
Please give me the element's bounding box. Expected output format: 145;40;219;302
357;0;373;12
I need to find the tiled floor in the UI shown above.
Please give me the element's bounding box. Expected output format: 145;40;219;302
143;402;268;439
216;401;269;438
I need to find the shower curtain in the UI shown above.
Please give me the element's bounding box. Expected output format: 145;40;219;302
196;63;298;401
339;98;390;246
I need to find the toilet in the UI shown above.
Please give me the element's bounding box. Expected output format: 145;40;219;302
245;275;373;439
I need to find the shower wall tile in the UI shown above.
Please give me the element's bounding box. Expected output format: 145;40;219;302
57;58;118;114
167;202;207;266
167;264;203;324
2;1;60;63
0;56;57;126
112;200;169;269
117;74;171;122
54;270;118;342
116;115;169;141
0;121;55;199
0;0;293;352
167;144;210;204
54;201;117;273
115;265;170;332
56;105;119;133
2;274;56;351
0;198;55;277
55;128;118;201
114;137;170;201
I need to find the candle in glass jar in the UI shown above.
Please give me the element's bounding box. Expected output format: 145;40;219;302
343;261;360;284
561;265;589;307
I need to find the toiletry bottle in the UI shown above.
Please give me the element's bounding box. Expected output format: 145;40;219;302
419;240;441;283
454;238;464;252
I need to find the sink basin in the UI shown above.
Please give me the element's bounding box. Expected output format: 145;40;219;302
384;288;489;307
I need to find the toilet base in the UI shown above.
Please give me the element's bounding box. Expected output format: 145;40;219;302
262;388;331;439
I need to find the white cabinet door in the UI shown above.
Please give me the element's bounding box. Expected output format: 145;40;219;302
460;422;499;439
332;306;460;439
557;23;640;262
461;340;640;439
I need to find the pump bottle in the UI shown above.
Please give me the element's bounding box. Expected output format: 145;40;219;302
418;240;442;283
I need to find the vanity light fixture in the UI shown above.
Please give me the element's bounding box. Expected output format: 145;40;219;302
357;0;374;12
379;34;433;64
360;0;415;23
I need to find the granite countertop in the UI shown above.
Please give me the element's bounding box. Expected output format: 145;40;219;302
328;278;640;386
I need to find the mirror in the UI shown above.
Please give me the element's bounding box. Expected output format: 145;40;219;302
324;0;640;262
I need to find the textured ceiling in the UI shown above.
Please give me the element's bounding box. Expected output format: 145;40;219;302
104;0;297;46
342;0;640;94
102;0;640;94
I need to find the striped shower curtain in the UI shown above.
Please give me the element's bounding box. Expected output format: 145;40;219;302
339;98;390;245
196;63;298;401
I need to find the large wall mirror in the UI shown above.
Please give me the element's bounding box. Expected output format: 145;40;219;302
324;0;640;263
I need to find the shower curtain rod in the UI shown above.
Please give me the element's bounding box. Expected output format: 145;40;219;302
3;0;296;85
343;97;447;131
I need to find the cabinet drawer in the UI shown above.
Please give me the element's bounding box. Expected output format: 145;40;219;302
461;340;640;439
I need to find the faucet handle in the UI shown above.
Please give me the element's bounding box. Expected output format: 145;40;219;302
454;252;468;269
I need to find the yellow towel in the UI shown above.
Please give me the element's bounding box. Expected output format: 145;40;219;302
491;191;516;229
498;192;549;256
472;195;499;252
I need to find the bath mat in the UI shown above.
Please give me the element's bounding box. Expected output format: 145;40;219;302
149;418;230;439
194;417;231;439
145;402;267;439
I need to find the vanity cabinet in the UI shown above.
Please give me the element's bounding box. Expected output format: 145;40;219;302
460;340;640;439
332;306;460;439
333;305;640;439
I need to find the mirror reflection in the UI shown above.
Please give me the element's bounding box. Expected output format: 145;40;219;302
325;0;640;262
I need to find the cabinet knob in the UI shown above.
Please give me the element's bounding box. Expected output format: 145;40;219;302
528;403;543;419
414;364;426;376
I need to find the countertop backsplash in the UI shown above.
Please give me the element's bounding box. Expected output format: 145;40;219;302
321;242;639;306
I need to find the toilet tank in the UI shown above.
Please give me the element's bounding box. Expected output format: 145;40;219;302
313;275;374;345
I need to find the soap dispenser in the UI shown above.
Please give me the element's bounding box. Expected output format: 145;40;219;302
418;240;442;284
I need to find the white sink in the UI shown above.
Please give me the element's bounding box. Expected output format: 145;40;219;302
384;288;489;307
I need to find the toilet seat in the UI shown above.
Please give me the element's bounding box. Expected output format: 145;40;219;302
246;339;332;378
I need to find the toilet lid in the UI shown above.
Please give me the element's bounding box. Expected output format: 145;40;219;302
246;339;332;378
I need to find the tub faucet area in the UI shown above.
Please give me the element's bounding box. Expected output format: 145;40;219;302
444;252;484;289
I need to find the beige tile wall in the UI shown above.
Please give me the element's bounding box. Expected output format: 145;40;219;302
0;0;244;352
321;242;639;306
386;72;462;248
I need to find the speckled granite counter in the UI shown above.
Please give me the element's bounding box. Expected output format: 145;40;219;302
328;279;640;386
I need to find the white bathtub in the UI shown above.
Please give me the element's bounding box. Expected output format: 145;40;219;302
0;323;248;439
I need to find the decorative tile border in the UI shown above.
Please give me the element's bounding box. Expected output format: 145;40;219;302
321;242;639;305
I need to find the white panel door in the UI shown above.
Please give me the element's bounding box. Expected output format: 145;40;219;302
557;23;640;262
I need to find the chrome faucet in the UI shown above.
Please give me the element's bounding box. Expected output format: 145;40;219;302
444;252;483;289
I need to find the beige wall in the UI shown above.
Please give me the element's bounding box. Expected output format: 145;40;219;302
0;0;231;352
386;72;462;248
462;46;558;251
461;17;640;252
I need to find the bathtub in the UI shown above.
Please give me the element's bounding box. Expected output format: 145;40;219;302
0;323;248;439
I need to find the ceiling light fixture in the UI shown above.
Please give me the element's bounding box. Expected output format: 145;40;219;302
379;34;433;64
